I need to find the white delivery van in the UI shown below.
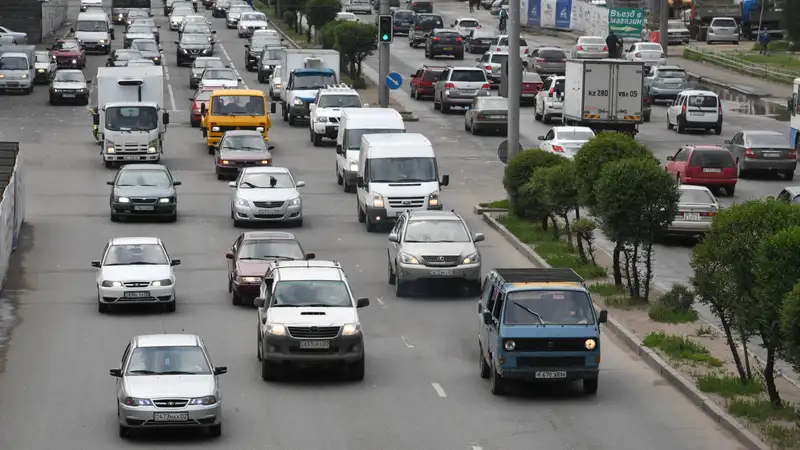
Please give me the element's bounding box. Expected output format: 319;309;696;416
356;133;450;232
73;11;114;54
336;108;405;193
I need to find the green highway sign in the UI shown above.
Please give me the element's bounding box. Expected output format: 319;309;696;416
608;8;645;39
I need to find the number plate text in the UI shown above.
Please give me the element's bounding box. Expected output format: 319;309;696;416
430;270;454;276
535;371;567;379
299;340;330;349
683;213;700;221
124;291;150;298
153;412;188;421
134;205;155;211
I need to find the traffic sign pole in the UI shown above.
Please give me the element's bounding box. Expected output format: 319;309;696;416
507;0;521;161
378;0;390;107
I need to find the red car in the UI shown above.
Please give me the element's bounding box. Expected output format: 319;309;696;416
409;65;446;100
521;72;543;105
226;231;315;306
49;39;86;69
665;145;738;196
190;87;215;128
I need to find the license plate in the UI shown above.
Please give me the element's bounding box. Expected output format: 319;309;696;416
460;90;475;94
124;291;150;298
683;212;700;221
122;155;140;161
535;371;567;379
522;93;535;96
62;94;76;98
442;47;453;51
703;168;721;173
690;112;704;116
395;211;404;217
763;152;780;158
134;205;154;211
299;340;330;349
153;412;188;421
666;84;680;87
488;115;505;119
258;209;279;215
430;269;454;276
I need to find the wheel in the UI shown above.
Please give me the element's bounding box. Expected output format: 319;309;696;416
282;104;288;121
543;114;550;124
208;145;215;154
110;211;118;222
48;95;56;105
395;269;409;297
343;177;352;193
479;346;490;379
409;86;415;98
464;118;469;131
260;357;280;381
583;377;599;394
643;111;651;122
165;301;176;313
118;424;128;438
288;114;296;126
471;123;479;135
666;114;673;129
534;107;542;121
785;170;795;181
737;159;747;178
467;280;481;297
357;201;366;223
441;100;450;114
455;52;464;60
169;213;177;222
676;118;685;134
388;257;396;285
714;123;722;135
99;301;109;313
348;355;365;381
208;423;222;437
336;166;344;185
312;130;322;146
490;361;505;395
414;88;421;101
725;185;736;196
433;97;441;110
365;215;377;232
190;120;199;128
231;286;242;305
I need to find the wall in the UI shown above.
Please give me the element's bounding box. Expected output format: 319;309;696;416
0;0;67;44
40;0;68;43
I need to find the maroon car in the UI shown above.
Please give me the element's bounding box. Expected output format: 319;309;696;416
226;231;315;306
49;39;86;69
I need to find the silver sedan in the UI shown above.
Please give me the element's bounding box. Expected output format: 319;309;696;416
230;166;304;227
464;96;508;135
666;185;718;237
725;130;796;180
573;36;607;59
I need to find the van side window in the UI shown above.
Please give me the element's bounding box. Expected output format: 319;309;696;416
364;159;370;181
490;289;503;320
778;190;792;202
480;276;494;309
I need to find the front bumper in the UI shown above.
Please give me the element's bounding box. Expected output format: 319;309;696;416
263;333;364;365
83;41;110;53
118;401;221;428
397;261;481;282
741;159;796;172
111;201;176;217
0;79;33;90
232;281;260;298
312;122;339;138
288;105;310;119
365;204;442;224
99;284;175;305
51;90;90;101
104;152;160;163
34;70;52;83
232;202;302;222
498;353;599;381
55;58;84;68
216;161;271;176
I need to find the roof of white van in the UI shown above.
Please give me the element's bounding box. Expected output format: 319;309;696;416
362;133;432;158
77;11;109;19
342;108;402;118
342;108;404;128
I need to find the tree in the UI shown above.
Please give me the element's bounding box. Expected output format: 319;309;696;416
781;283;800;371
782;0;800;52
502;149;566;222
332;22;376;83
305;0;340;43
594;158;679;300
572;132;654;284
535;161;581;251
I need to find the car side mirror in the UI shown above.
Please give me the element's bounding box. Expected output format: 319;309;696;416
175;41;180;44
598;309;608;323
724;139;731;144
244;44;250;48
106;180;114;185
225;251;234;259
173;181;181;186
473;233;485;242
171;259;181;266
356;176;365;187
666;156;674;161
296;181;305;187
304;252;315;259
86;80;92;84
537;135;545;140
228;181;236;188
388;233;399;243
482;311;493;325
91;260;101;267
336;144;344;154
409;73;416;78
440;174;450;187
189;97;194;101
356;297;370;308
254;296;265;307
267;145;275;151
270;103;276;113
163;112;170;125
92;112;100;125
213;366;228;375
109;368;122;377
237;78;242;82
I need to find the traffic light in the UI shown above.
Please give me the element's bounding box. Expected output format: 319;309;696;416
378;15;393;43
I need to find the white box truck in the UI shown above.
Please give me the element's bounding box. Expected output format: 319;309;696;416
562;59;645;135
93;66;169;168
279;49;340;126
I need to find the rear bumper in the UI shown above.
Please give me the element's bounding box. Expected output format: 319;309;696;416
740;159;796;172
668;220;712;234
683;177;737;186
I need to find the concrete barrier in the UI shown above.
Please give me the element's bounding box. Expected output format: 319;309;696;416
0;143;25;290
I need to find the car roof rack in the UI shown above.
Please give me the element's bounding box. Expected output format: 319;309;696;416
495;268;584;284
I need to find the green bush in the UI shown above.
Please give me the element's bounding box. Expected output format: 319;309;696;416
320;21;339;49
502;150;566;218
282;11;296;27
658;283;695;312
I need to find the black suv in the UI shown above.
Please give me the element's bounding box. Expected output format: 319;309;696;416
409;13;444;48
425;29;464;60
407;0;433;13
175;33;214;66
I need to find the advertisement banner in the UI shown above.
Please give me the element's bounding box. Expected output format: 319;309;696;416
541;0;555;27
608;7;645;38
527;0;541;27
555;0;572;29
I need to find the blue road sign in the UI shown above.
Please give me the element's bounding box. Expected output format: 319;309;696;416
385;72;403;90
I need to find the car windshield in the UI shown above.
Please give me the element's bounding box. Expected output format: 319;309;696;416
580;37;605;44
195;58;224;69
239;172;293;188
204;69;236;79
404;220;470;242
127;26;151;34
263;48;283;60
395;11;414;19
54;71;85;82
689;150;734;168
126;346;211;375
193;90;213;100
680;189;715;205
639;43;663;51
523;72;542;83
105;106;158;131
369;157;437;183
104;243;169;266
458;20;479;27
318;94;361;108
182;34;209;44
117;169;172;187
345;128;404;149
450;70;485;82
241;13;265;21
183;24;210;33
556;129;594;140
211;95;264;115
75;20;108;32
35;53;51;62
222;135;267;151
293;73;336;89
687;95;718;107
117;50;143;60
272;280;351;307
505;290;594;325
52;41;80;51
479;98;508;110
489;54;508;65
538;49;565;59
239;239;305;260
656;68;686;78
132;41;158;52
747;133;788;147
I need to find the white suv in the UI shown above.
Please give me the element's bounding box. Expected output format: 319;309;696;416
534;75;565;124
254;260;370;381
309;84;364;146
666;89;723;135
706;17;739;45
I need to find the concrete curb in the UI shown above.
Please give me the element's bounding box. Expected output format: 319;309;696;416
472;205;508;214
480;211;770;450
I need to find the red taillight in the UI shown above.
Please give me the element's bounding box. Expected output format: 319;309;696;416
497;47;501;51
552;145;564;152
524;48;529;54
603;46;608;51
577;45;583;51
548;87;554;96
412;1;417;4
700;211;716;217
444;82;455;89
536;58;543;63
431;37;439;41
790;149;797;159
744;148;756;158
718;104;722;114
681;105;686;114
415;25;421;30
456;37;462;42
481;83;490;89
477;114;486;120
634;52;641;57
484;65;493;70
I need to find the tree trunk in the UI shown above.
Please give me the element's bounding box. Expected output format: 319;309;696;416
540;216;549;232
561;214;573;251
631;243;641;300
718;314;748;382
623;245;633;297
306;24;312;42
763;345;782;408
642;241;653;303
741;333;752;379
612;242;623;287
550;215;559;238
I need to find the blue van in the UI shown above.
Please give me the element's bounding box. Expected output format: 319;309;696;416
477;268;608;395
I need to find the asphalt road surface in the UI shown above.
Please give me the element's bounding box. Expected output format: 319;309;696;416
0;2;747;449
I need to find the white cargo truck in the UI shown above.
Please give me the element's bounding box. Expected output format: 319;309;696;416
279;49;340;126
93;66;169;168
562;59;645;135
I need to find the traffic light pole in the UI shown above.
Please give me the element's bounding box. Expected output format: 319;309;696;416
378;0;390;107
507;0;521;160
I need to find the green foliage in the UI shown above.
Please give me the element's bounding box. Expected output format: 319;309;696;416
750;41;793;52
728;398;799;423
588;282;623;297
781;283;800;371
537;160;579;218
326;21;376;80
282;10;297;27
642;331;723;366
572;132;654;209
696;373;763;398
572;217;598;265
305;0;341;32
502;149;566;218
782;0;800;50
478;199;509;209
320;21;338;49
648;302;698;324
658;283;695;312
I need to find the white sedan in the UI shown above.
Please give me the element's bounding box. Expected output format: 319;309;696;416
335;12;358;22
199;68;241;89
451;18;480;38
92;237;181;313
625;42;666;66
537;126;595;159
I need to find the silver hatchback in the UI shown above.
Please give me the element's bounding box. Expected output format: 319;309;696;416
667;186;718;236
434;66;491;113
229;166;305;227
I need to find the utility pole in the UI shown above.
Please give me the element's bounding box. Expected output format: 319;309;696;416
506;0;521;160
378;0;390;107
659;0;669;51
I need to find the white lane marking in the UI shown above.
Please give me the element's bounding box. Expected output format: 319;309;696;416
472;446;483;450
218;43;249;89
376;297;385;306
401;335;414;348
163;63;171;81
431;383;447;398
167;83;177;112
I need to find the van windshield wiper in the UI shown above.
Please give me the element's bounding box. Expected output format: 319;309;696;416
513;301;544;324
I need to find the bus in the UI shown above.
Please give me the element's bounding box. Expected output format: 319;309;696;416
791;78;800;152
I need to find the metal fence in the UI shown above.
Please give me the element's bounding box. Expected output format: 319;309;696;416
684;46;800;84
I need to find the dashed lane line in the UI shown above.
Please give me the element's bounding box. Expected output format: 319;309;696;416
431;382;447;398
218;43;249;90
401;335;414;348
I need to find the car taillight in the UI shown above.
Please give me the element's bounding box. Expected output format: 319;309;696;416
484;65;493;70
431;37;439;41
552;145;564;152
577;45;583;50
524;48;529;54
415;25;421;30
548;87;554;96
700;211;715;217
744;148;756;158
718;104;722;114
444;82;455;89
536;58;543;63
681;105;686;114
456;37;462;42
497;47;501;51
634;52;641;57
603;46;608;51
477;114;486;120
412;1;417;4
481;83;490;89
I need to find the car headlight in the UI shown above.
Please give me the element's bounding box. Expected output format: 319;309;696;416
148;140;157;153
585;339;597;350
38;69;44;73
180;48;188;53
275;83;281;88
211;126;220;131
115;197;130;203
153;57;160;61
189;395;217;405
101;280;124;287
99;39;107;44
462;252;479;264
234;198;248;206
398;252;419;264
236;276;261;283
342;323;361;336
123;397;153;406
261;159;271;165
428;191;439;207
504;340;516;351
288;197;301;206
349;160;358;171
72;59;77;64
202;48;210;54
20;74;27;79
256;126;264;132
372;193;384;208
292;97;303;106
267;323;286;336
151;279;173;287
106;146;115;153
315;116;327;123
158;197;173;203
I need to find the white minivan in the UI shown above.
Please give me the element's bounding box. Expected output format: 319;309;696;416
356;133;450;232
336;108;405;193
72;11;114;54
667;89;723;135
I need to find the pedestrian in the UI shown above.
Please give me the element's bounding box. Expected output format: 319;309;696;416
469;0;474;13
605;31;619;58
498;7;507;33
758;26;770;55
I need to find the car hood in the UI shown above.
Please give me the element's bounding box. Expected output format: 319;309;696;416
267;307;357;326
501;323;599;337
236;259;276;276
400;242;475;258
100;264;172;282
181;43;212;49
240;20;268;27
75;31;108;40
115;186;174;198
124;374;215;398
317;107;348;118
52;50;82;57
236;187;298;202
52;81;87;89
170;15;189;22
126;32;154;40
220;149;271;160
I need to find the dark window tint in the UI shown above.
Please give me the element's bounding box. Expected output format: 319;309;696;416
434;31;460;39
687;95;718;108
394;11;414;19
680;189;715;204
689;150;734;167
490;54;508;66
538;49;566;59
712;19;737;27
422;70;444;81
553;79;565;92
417;15;443;29
746;133;789;147
656;69;686;78
450;70;486;82
458;20;480;28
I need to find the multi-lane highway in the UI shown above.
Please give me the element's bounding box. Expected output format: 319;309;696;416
0;1;755;448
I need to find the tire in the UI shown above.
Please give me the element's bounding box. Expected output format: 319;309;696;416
666;114;673;130
208;423;222;438
312;130;322;146
105;161;114;169
99;301;109;314
433;97;441;110
479;346;490;379
48;95;56;106
260;358;280;381
714;123;722;135
455;52;464;60
357;201;366;222
165;301;176;313
343;177;352;193
414;88;422;101
231;287;242;306
676;118;685;134
643;111;651;122
583;377;599;394
467;280;481;297
490;361;505;395
534;107;542;121
441;100;450;114
737;159;747;178
388;257;396;285
471;123;479;135
110;212;119;222
288;114;296;126
785;170;795;181
208;145;215;154
365;215;377;232
348;355;365;381
725;185;736;196
190;120;199;128
395;270;409;297
336;166;344;185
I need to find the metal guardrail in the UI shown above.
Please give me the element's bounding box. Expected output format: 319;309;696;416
683;46;800;84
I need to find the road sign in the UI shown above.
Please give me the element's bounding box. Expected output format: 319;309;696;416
385;72;403;90
497;140;524;164
608;8;645;39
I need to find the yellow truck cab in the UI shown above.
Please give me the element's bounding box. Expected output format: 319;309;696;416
201;88;276;153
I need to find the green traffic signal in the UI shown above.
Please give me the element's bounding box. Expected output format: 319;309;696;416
382;34;389;41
